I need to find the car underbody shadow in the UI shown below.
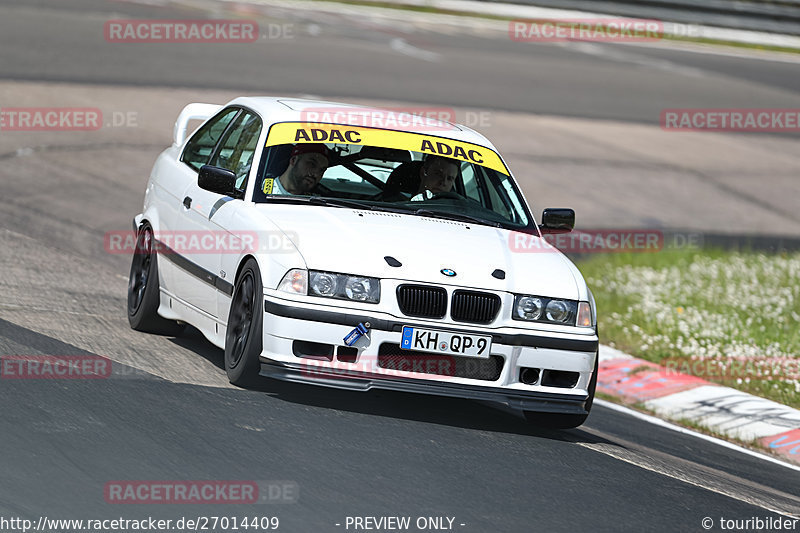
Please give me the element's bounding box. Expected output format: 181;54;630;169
237;371;608;444
157;324;608;444
166;324;225;370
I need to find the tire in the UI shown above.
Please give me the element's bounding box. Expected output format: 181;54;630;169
224;258;263;387
524;354;598;429
127;223;184;335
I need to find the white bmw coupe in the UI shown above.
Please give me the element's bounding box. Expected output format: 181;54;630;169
128;97;599;428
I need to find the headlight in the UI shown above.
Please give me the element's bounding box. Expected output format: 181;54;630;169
514;296;543;320
344;277;377;301
310;272;336;296
308;270;380;303
545;299;570;323
513;294;578;325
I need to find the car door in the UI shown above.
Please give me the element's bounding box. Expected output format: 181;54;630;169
173;109;262;318
167;107;241;315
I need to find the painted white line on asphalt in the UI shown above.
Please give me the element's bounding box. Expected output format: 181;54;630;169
576;434;800;518
111;0;170;5
563;41;710;78
381;0;800;49
172;0;800;58
390;38;441;62
619;40;800;64
595;398;800;472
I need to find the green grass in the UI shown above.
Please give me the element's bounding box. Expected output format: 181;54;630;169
577;249;800;408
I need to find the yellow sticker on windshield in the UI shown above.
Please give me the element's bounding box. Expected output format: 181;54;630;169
262;178;274;194
265;122;509;175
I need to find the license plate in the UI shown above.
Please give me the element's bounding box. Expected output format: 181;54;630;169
400;326;492;359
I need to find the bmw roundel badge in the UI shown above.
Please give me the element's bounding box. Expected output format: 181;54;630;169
440;268;456;277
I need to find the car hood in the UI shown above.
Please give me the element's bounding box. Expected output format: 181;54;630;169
255;205;581;299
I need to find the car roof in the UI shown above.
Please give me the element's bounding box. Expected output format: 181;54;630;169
225;96;502;153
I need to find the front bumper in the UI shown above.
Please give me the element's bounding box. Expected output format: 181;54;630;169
262;360;590;414
259;296;598;414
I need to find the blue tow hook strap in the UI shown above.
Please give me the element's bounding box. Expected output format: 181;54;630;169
343;322;370;346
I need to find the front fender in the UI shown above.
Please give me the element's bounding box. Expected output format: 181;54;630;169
215;205;308;296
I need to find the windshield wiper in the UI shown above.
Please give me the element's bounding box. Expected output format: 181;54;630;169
264;195;375;210
264;197;502;227
263;195;315;204
414;209;502;228
307;196;378;210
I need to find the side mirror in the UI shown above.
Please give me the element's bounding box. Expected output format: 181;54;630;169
540;208;575;232
198;165;239;197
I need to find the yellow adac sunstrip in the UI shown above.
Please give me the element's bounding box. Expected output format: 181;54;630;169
265;122;509;175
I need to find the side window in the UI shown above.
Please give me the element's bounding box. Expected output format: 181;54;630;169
500;175;529;225
482;168;513;220
181;108;240;171
209;111;263;189
461;162;482;202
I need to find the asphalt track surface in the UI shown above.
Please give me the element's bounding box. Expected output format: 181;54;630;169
2;0;799;123
0;1;799;532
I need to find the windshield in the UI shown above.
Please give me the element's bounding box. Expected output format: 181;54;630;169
253;122;533;229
